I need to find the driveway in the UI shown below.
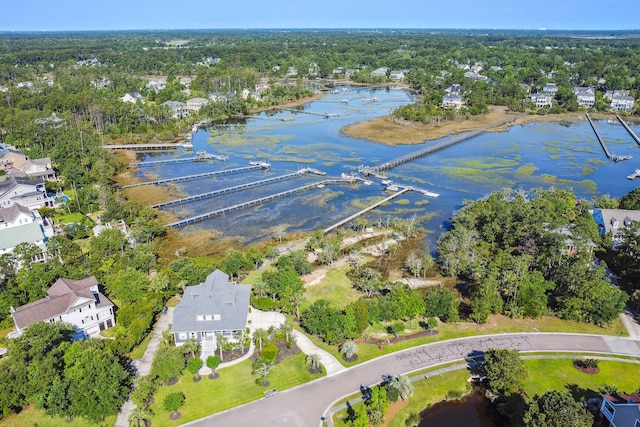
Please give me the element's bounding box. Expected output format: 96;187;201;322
181;333;640;427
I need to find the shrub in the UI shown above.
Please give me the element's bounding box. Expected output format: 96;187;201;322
163;392;185;413
426;317;438;329
252;296;279;311
260;343;278;363
131;375;159;407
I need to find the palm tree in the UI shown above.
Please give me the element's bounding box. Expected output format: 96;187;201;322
389;375;414;400
253;328;268;352
305;353;321;371
280;320;294;344
252;362;273;387
128;405;152;427
181;338;201;359
340;341;358;359
216;333;227;361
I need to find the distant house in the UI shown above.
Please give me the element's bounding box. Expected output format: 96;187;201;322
605;90;636;112
1;145;28;170
345;69;358;78
286;67;298;77
530;93;553;108
34;113;65;128
370;67;389;79
255;83;271;93
308;62;319;77
186;97;210;112
91;78;111;90
241;88;260;101
572;86;595;108
171;269;251;356
542;83;558;95
16;81;34;90
463;71;491;83
446;84;462;96
599;393;640;427
332;67;344;75
163;101;189;119
0;176;53;210
592;209;640;249
442;93;464;110
121;91;144;103
519;83;531;95
146;78;167;93
179;77;192;87
0;203;53;260
389;70;405;81
9;157;57;181
10;276;115;338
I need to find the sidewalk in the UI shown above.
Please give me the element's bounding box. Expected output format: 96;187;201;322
293;330;346;376
114;307;174;427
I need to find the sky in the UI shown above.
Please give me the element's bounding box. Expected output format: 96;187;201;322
3;0;640;32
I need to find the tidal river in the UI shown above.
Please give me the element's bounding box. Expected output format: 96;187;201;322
135;87;640;247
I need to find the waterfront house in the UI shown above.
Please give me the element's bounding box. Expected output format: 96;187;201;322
599;393;640;427
171;269;251;356
605;90;636;112
163;101;189;119
389;70;405;81
592;208;640;249
530;93;553;108
572;86;595;108
442;93;464;110
10;276;115;338
186;97;210;112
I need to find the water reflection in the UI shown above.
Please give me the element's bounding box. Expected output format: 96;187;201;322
418;389;511;427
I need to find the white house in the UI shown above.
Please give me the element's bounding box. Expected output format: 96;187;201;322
0;176;53;210
146;78;167;92
171;269;251;357
530;93;553;108
599;393;640;427
10;276;115;337
163;101;189;119
572;86;595;108
592;208;640;248
0;204;53;261
442;93;464;110
370;67;389;79
605;90;636;112
9;157;57;181
389;70;405;81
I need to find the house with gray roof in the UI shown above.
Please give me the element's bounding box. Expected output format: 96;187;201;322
171;269;251;355
10;276;115;338
0;176;53;210
592;208;640;248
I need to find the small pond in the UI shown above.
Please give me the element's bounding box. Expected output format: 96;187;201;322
418;389;511;427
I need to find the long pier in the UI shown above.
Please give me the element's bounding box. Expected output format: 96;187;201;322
103;142;193;151
166;178;358;228
360;115;521;175
616;115;640;145
277;107;339;118
324;187;411;233
585;113;612;159
130;154;228;167
119;165;264;189
150;170;309;208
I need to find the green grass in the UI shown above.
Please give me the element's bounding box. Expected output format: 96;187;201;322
383;358;640;427
0;406;115;427
147;352;324;426
55;212;92;225
302;264;362;311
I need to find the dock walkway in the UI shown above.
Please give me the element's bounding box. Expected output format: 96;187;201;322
103;142;193;151
166;178;358;228
616;115;640;145
130;154;227;167
119;165;264;189
150;170;309;208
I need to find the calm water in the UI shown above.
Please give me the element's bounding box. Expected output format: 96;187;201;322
418;390;510;427
137;88;640;246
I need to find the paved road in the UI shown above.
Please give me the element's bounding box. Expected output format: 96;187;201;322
181;333;640;427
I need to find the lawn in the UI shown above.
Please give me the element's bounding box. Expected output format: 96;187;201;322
0;406;115;427
147;352;324;426
302;264;362;311
384;358;640;427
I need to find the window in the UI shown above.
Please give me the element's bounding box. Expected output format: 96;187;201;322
213;314;221;320
205;314;212;320
179;333;187;340
196;315;204;321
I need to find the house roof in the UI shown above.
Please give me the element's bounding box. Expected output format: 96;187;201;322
171;269;251;334
0;176;44;195
0;222;46;251
593;209;640;236
603;393;640;427
11;276;112;330
0;203;32;225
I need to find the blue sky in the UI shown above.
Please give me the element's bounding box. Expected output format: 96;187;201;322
3;0;639;32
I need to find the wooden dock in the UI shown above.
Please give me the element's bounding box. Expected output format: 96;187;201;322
323;187;411;233
616;115;640;145
585;113;612;159
359;115;522;175
166;177;358;228
119;165;264;189
150;170;309;208
277;107;339;118
103;142;193;151
130;154;228;167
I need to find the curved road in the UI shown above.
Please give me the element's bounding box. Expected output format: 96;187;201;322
181;333;640;427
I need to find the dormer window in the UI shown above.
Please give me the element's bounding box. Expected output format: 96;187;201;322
611;218;619;228
196;315;204;321
205;314;212;320
213;314;221;320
